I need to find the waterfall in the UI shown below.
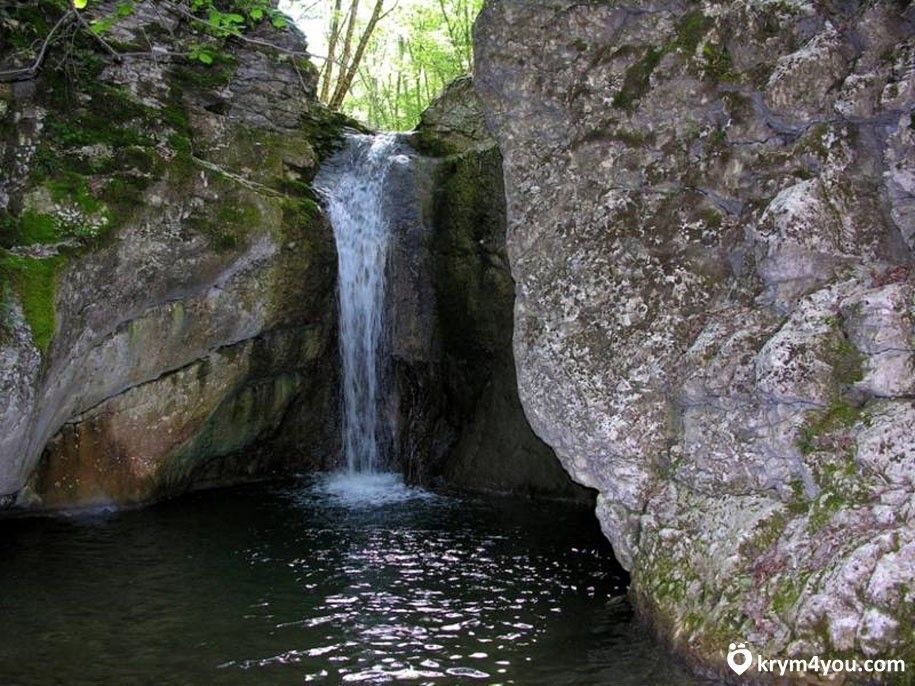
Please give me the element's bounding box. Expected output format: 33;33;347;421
315;134;405;474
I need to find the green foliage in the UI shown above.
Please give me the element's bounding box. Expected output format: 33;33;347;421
339;0;483;130
189;0;289;32
89;1;134;35
188;43;216;65
74;0;290;65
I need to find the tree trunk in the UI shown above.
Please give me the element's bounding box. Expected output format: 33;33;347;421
332;0;361;101
319;0;344;103
437;0;464;71
329;0;385;111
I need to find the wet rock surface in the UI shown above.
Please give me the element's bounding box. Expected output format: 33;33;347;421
386;81;589;500
474;0;915;677
0;1;344;508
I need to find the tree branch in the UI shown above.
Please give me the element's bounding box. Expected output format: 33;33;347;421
73;8;122;63
0;10;75;83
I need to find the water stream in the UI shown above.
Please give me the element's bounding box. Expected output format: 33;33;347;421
315;134;407;475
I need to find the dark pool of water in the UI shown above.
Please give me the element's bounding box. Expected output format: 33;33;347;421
0;473;702;685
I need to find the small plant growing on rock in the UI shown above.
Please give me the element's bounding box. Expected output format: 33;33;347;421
0;0;297;84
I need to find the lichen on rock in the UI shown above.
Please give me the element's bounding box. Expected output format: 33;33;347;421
474;0;915;677
0;0;346;509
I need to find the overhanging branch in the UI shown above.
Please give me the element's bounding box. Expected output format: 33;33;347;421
0;10;75;83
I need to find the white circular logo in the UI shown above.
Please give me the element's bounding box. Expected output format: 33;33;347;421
727;642;753;676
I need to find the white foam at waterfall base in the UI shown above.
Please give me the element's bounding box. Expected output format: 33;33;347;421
313;472;436;508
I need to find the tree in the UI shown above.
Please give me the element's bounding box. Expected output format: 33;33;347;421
309;0;394;113
335;0;482;130
318;0;344;102
327;0;386;110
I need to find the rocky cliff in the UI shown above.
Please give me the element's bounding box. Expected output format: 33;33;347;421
416;78;591;500
0;1;344;509
373;78;589;500
475;0;915;678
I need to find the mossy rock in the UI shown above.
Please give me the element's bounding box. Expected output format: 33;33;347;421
0;252;64;354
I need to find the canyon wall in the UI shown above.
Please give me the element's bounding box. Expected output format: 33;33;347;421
0;1;342;509
385;78;589;500
474;0;915;678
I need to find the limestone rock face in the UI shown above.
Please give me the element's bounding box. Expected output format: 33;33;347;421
415;76;493;155
0;1;344;508
380;81;589;500
429;142;585;500
474;0;915;676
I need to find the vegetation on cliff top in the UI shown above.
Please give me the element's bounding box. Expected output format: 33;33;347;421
0;0;350;352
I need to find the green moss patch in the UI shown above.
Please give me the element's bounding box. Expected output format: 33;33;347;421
798;399;861;456
825;336;865;387
741;510;788;558
281;196;320;229
0;279;14;344
611;9;745;111
300;106;358;163
18;211;59;245
702;42;737;81
170;55;238;92
188;195;261;253
671;11;712;54
613;47;664;112
0;252;64;353
771;572;808;616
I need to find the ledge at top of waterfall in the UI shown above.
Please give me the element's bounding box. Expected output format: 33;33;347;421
314;133;414;476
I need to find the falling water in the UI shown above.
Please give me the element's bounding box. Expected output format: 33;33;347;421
315;134;404;474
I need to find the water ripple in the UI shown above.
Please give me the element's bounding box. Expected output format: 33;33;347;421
0;475;706;686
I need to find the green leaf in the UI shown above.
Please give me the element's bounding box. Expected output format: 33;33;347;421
73;0;88;8
115;2;134;19
249;8;263;21
197;51;214;65
270;15;288;29
89;18;113;34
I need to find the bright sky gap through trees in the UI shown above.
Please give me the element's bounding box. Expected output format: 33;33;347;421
278;0;482;131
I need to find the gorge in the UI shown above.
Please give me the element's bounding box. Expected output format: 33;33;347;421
2;0;915;684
